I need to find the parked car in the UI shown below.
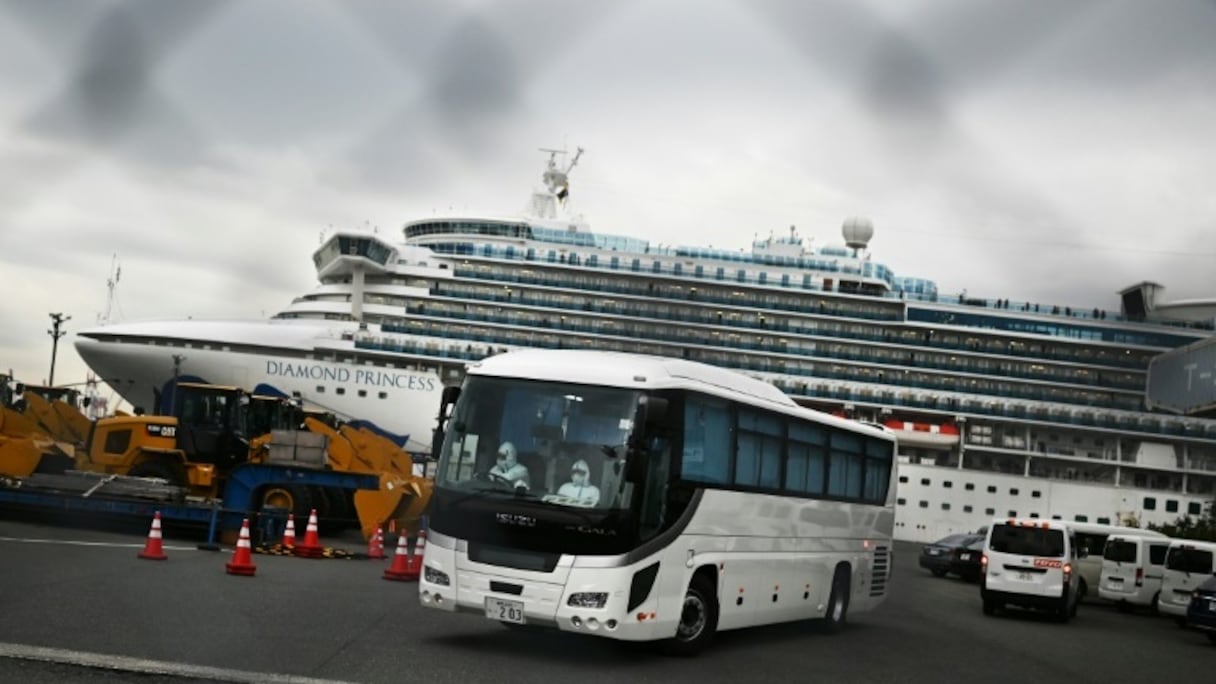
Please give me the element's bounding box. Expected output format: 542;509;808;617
1185;574;1216;645
919;533;985;579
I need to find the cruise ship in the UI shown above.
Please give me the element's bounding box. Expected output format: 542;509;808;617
74;148;1216;543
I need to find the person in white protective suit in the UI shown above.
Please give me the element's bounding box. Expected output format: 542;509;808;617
489;441;530;489
556;458;600;507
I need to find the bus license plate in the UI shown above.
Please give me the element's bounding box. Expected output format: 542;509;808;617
1016;571;1032;582
486;597;525;624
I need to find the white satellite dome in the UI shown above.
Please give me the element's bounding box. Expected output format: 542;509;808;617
842;216;874;251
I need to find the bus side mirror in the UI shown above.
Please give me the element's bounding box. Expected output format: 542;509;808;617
624;448;648;483
624;396;668;483
636;396;668;429
432;385;462;460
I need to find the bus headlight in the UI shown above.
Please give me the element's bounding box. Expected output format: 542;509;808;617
568;592;609;609
424;566;450;586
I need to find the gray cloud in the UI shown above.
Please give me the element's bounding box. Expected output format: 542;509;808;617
1;0;1213;388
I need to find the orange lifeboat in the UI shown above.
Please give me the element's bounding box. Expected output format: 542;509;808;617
882;419;960;448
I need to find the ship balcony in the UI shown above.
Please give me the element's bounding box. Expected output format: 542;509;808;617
370;321;1216;445
433;277;1153;373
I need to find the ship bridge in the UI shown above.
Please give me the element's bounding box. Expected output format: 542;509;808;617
313;233;398;279
312;232;398;325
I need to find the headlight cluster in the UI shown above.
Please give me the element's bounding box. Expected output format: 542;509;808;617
567;592;609;609
424;566;450;586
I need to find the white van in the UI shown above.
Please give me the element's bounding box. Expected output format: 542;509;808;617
1097;533;1172;612
980;518;1081;622
1067;522;1168;603
1157;539;1216;624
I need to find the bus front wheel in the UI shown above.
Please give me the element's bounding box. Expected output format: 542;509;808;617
663;574;718;656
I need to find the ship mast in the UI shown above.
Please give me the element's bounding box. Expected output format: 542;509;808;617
528;146;584;220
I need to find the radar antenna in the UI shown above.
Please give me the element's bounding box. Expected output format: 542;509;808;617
527;146;585;219
539;146;584;199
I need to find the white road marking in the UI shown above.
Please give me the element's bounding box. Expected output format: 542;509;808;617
0;642;357;684
0;536;200;550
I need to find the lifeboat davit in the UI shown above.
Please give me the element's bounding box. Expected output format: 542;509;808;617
882;419;960;448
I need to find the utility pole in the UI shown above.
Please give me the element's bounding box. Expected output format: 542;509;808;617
47;313;71;386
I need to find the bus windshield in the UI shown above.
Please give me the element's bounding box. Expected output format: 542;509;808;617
435;376;643;511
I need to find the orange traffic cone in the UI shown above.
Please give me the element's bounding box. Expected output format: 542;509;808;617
367;527;385;560
138;511;168;560
293;508;323;558
407;530;427;575
281;513;296;550
225;518;257;576
383;531;417;581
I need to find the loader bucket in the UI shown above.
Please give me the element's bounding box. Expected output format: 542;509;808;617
352;473;433;540
0;405;47;440
302;417;363;472
21;393;90;447
0;436;51;478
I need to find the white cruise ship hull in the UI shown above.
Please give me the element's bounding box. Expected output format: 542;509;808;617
75;320;446;455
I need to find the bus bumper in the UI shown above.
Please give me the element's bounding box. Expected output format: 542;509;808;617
418;534;672;642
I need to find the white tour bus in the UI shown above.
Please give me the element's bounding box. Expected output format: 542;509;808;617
1066;522;1169;602
1157;539;1216;624
1097;533;1173;612
418;349;898;655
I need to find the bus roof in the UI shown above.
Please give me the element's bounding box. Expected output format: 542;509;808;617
466;349;892;440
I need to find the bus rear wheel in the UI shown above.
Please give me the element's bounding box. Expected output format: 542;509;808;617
817;565;851;633
663;574;717;656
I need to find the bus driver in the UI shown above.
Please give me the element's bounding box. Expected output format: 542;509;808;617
489;441;530;490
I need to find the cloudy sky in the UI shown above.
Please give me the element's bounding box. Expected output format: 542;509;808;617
2;0;1214;405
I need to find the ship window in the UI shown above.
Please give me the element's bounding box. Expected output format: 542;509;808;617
378;391;388;400
1144;497;1156;510
943;481;953;488
315;386;325;393
963;505;973;513
920;478;930;485
987;485;997;493
358;390;367;398
985;508;995;515
1165;500;1178;513
1097;517;1111;524
965;483;975;491
1010;488;1019;496
1032;490;1041;498
1008;510;1017;517
1029;513;1040;518
941;503;951;511
1074;515;1088;522
898;475;908;483
1189;502;1203;515
336;388;346;396
897;498;906;505
919;501;928;508
1052;515;1062;520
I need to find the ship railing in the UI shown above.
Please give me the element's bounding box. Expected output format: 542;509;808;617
435;276;1154;372
370;325;1216;443
442;246;1215;333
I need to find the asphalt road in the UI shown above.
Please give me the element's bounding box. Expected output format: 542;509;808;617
1;515;1212;683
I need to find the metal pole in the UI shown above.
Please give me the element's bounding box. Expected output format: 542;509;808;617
47;313;71;386
170;354;185;415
